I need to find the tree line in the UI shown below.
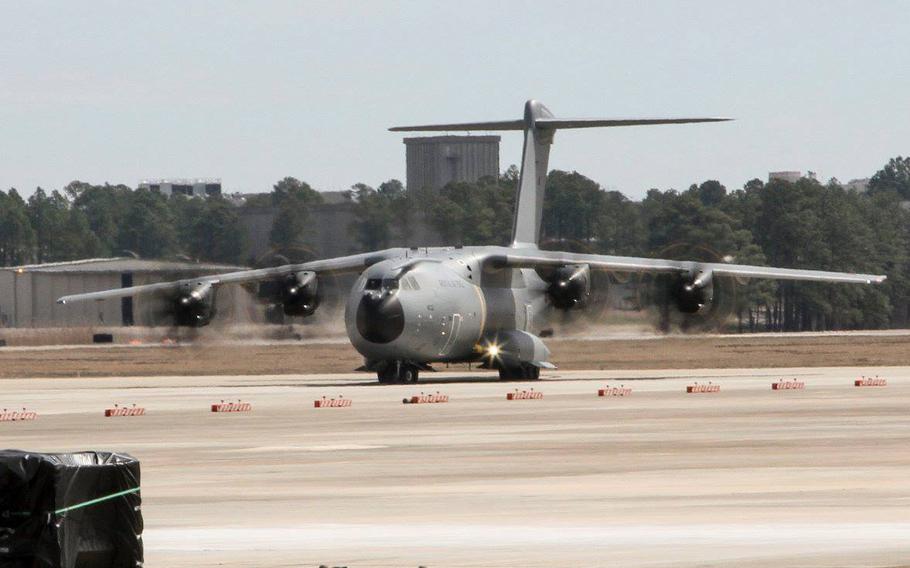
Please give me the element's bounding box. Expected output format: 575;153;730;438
1;157;908;330
0;177;326;267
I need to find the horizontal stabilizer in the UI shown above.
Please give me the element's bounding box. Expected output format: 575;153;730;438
535;117;732;129
390;120;524;132
390;117;731;133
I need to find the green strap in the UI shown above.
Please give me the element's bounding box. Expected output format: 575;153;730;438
54;487;140;515
5;486;140;518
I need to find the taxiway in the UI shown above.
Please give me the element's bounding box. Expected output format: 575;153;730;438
3;367;909;567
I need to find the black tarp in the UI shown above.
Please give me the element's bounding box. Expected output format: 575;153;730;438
0;450;143;568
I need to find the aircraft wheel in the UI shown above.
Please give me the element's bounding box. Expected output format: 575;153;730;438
498;366;521;381
499;364;539;381
401;366;418;384
377;367;396;384
377;362;418;384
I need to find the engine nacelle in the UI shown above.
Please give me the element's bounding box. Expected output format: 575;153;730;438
671;270;713;314
279;271;320;317
545;264;591;310
172;282;216;327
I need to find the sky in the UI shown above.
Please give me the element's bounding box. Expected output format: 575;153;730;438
1;1;908;199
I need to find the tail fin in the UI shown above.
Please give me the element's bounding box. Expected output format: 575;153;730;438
391;100;731;248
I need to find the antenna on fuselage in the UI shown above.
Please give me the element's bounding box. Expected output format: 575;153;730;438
390;100;731;249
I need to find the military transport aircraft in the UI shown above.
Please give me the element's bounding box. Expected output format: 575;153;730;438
57;100;886;383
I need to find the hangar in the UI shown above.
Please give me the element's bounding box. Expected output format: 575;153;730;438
0;258;246;328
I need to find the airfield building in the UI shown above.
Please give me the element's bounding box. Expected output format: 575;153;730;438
768;171;803;184
0;258;245;328
404;135;500;191
138;178;222;198
845;178;871;192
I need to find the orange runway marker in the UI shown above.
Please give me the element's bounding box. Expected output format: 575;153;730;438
0;408;38;422
211;400;252;413
772;379;805;390
506;389;544;400
314;396;352;408
403;392;449;404
686;382;720;394
598;385;632;397
854;376;887;387
105;404;145;417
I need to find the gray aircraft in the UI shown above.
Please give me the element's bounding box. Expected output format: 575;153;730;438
57;100;886;383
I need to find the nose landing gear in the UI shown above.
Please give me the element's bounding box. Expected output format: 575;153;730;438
377;361;420;384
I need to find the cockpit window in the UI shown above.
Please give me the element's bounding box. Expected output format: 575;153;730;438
365;278;399;291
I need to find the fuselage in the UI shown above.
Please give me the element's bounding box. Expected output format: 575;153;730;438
343;246;550;365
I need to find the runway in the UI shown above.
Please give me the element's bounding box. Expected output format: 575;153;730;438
4;367;910;567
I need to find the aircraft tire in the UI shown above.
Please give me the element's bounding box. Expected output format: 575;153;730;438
498;366;521;381
401;366;418;384
377;367;395;384
499;364;540;381
377;362;418;384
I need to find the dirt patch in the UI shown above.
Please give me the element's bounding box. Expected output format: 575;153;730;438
0;333;906;378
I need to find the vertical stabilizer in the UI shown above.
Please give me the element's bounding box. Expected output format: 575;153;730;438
511;100;554;248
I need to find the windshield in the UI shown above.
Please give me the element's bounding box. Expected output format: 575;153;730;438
365;277;399;291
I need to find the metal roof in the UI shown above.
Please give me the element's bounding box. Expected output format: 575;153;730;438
1;258;247;274
138;178;221;185
403;135;501;144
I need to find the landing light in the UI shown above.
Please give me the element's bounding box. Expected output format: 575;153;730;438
487;344;500;358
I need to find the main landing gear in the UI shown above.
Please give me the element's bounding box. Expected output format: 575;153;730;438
377;361;420;384
498;364;540;381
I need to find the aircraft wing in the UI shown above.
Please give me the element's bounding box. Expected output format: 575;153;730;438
491;250;886;285
56;248;408;304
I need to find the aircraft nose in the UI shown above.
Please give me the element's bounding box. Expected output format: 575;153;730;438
356;290;404;344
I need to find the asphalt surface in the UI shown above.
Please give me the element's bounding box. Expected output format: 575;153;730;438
3;367;910;567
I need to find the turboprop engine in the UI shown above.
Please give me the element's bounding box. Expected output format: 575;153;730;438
276;271;321;317
544;264;591;310
669;269;713;314
171;282;216;327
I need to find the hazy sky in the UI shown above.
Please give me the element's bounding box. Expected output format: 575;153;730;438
1;1;907;199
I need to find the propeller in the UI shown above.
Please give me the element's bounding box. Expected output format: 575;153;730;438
146;282;217;342
537;238;611;334
644;243;738;333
